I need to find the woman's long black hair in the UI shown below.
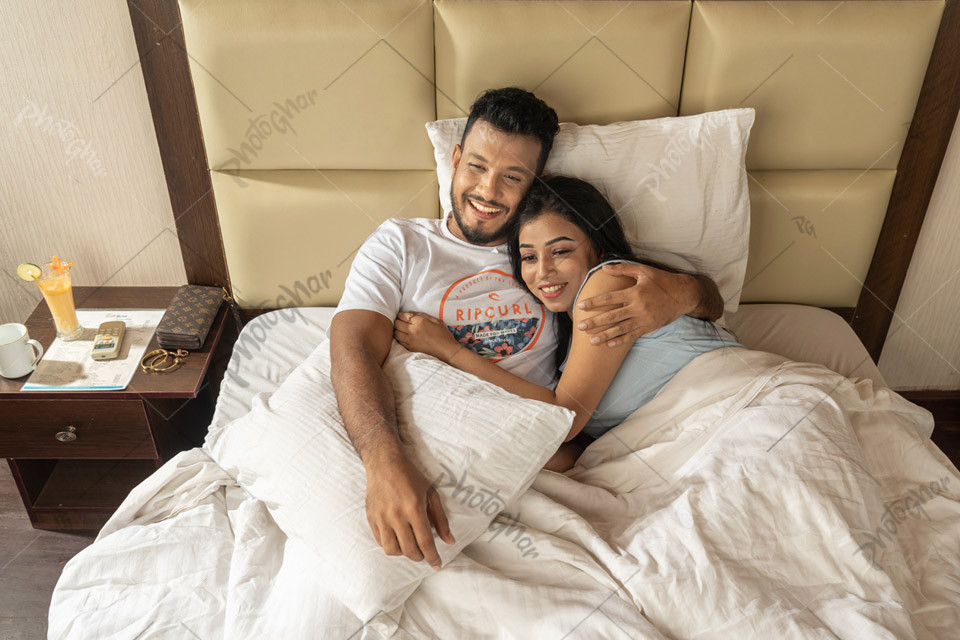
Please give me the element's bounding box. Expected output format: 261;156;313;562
507;175;681;373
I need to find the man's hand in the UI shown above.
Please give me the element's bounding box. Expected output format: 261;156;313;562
576;263;721;347
331;310;455;570
365;451;455;570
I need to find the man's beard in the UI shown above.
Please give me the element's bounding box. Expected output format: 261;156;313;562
449;184;510;246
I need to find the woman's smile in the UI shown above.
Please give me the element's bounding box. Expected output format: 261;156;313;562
538;282;568;299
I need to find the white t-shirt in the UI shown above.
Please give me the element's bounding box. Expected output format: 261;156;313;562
335;218;557;387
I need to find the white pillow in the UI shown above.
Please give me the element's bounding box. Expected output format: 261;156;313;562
204;339;573;620
426;109;755;312
721;303;887;388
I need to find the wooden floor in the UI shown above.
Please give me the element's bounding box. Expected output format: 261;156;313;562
0;463;96;640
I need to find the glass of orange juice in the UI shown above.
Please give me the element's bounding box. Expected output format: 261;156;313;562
34;259;83;341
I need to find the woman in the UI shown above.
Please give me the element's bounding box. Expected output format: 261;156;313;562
394;175;741;472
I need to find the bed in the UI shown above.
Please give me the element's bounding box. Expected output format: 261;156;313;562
48;306;959;638
49;0;960;638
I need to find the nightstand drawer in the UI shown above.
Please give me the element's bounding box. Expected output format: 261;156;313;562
0;400;157;459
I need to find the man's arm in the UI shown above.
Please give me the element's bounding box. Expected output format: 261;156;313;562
329;310;454;570
575;263;723;347
688;273;724;321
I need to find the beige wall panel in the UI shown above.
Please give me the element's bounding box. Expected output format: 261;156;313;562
211;170;438;307
879;114;960;390
434;0;689;122
179;0;436;171
5;0;955;391
682;0;943;170
741;170;895;307
1;0;185;327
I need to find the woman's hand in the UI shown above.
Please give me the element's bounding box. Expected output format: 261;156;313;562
394;312;463;363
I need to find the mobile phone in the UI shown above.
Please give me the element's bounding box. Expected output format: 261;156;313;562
91;320;125;361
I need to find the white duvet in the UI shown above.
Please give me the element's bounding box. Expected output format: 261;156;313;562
48;348;960;639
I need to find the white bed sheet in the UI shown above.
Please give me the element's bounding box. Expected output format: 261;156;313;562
210;304;886;433
209;306;337;432
52;305;954;640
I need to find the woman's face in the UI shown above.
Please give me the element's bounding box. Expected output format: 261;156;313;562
518;211;599;315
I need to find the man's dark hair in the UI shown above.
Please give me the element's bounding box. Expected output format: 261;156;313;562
461;88;560;175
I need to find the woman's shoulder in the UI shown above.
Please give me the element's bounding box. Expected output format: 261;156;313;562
579;267;634;295
572;261;636;319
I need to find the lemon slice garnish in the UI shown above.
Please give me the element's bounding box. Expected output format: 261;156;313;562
16;262;42;282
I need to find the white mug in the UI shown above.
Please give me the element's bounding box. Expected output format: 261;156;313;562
0;323;44;379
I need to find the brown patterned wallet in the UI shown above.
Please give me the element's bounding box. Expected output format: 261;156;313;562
155;285;226;350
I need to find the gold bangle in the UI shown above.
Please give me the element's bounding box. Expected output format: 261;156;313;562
151;355;183;373
140;349;169;372
140;348;190;373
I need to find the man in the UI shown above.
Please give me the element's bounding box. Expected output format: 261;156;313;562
329;88;723;572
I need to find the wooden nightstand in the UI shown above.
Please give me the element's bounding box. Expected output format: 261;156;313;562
0;286;230;530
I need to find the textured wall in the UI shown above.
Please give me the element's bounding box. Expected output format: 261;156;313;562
1;1;957;389
0;0;186;327
878;114;960;390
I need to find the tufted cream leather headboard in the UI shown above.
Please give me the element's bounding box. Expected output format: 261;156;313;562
140;0;955;357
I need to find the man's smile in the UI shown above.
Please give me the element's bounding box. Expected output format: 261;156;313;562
466;197;505;220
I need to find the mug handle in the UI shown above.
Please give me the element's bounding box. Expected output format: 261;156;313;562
27;339;44;369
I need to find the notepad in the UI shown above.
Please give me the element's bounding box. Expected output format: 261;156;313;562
22;309;165;391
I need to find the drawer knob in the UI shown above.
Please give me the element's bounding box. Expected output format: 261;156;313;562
55;426;77;442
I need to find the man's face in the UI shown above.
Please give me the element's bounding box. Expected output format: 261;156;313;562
447;119;542;246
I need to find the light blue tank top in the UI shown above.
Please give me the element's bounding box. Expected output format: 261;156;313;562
564;260;742;439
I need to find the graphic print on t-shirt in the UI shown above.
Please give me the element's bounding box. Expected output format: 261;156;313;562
438;269;546;362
